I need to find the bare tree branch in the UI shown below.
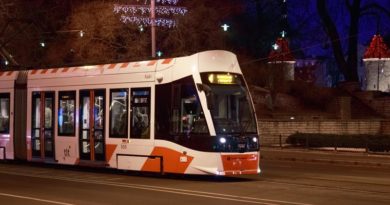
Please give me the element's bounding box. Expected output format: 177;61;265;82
360;3;390;19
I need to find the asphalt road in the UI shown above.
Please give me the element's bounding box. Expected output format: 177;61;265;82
0;158;390;205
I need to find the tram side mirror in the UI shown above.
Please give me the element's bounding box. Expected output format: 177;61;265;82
196;83;215;110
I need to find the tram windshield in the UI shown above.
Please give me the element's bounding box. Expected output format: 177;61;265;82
200;73;257;135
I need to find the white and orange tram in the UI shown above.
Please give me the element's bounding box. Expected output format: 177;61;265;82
0;50;260;175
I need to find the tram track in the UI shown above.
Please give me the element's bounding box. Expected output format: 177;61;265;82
258;178;390;196
0;169;311;205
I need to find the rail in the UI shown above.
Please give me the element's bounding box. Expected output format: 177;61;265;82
116;154;164;174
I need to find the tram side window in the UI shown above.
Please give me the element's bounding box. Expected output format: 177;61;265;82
130;88;150;139
0;93;10;134
58;91;75;136
170;77;208;135
110;89;128;138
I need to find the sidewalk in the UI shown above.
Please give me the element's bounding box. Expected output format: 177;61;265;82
260;147;390;168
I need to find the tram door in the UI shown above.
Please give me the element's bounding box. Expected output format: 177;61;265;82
31;92;55;159
79;90;105;161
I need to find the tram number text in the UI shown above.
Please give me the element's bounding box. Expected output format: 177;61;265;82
64;146;71;157
121;144;127;150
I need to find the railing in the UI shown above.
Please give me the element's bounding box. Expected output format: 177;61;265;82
271;134;390;154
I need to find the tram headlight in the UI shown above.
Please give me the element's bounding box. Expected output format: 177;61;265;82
219;137;227;144
252;137;258;143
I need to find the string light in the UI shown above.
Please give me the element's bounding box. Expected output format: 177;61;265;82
40;42;46;47
120;15;176;28
4;60;9;66
114;4;188;16
113;0;187;28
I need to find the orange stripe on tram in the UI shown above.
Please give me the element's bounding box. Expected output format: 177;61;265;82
51;68;59;73
108;64;116;69
162;58;173;64
105;144;118;162
31;70;38;75
0;72;4;77
62;67;70;72
120;63;129;69
147;60;157;66
6;71;13;76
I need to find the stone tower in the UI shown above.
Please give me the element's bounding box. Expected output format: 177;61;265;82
363;34;390;92
268;37;295;81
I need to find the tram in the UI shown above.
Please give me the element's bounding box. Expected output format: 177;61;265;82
0;50;260;175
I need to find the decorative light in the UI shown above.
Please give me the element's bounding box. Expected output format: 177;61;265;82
221;23;230;32
79;30;84;37
120;15;176;28
272;43;279;50
156;51;163;57
4;60;9;65
113;1;188;28
40;42;46;47
219;137;226;144
281;30;287;38
252;137;258;143
114;4;188;16
139;25;144;32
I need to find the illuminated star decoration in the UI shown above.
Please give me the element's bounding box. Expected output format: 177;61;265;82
113;0;188;28
272;43;279;50
221;23;230;32
281;30;287;38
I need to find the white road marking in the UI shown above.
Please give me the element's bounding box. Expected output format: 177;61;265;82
0;192;74;205
0;169;312;205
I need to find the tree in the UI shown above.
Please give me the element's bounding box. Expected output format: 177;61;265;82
317;0;390;82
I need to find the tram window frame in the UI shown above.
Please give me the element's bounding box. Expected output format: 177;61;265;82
109;88;129;138
130;87;151;139
0;93;10;134
58;91;76;136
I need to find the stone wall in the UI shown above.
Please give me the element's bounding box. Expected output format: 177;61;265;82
258;120;390;145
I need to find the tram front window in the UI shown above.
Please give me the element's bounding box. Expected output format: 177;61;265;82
200;73;257;135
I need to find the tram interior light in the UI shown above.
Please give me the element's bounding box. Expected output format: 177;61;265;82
219;137;226;144
252;137;258;143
